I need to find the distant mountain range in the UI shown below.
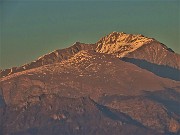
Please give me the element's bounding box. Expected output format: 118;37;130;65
0;32;180;135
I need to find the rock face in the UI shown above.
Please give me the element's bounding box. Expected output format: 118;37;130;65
96;32;154;57
0;32;180;135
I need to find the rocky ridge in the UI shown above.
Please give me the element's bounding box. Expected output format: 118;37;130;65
1;32;180;78
0;42;96;77
96;32;155;57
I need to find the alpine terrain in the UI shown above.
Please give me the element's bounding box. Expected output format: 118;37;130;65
0;32;180;135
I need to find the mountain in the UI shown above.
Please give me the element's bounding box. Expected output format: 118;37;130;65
0;32;180;135
1;32;179;79
96;32;180;81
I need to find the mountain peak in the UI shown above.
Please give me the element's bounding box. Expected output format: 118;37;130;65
1;31;179;78
98;31;153;43
96;32;155;57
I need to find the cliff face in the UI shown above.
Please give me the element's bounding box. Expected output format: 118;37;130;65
0;32;180;135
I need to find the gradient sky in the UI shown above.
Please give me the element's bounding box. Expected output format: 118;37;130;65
0;0;179;69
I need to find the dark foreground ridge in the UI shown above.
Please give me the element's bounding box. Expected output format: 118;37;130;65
0;32;180;135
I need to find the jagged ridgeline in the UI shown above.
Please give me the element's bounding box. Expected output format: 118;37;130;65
1;32;179;78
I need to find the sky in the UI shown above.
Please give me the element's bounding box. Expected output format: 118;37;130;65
0;0;179;69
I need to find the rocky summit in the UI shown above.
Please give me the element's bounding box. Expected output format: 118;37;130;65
0;32;180;135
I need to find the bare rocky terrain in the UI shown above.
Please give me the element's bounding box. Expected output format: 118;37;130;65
0;32;180;135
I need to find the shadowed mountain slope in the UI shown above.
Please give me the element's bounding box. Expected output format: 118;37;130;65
0;96;163;135
121;57;180;81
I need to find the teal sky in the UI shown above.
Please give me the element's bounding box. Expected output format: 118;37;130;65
0;0;179;69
